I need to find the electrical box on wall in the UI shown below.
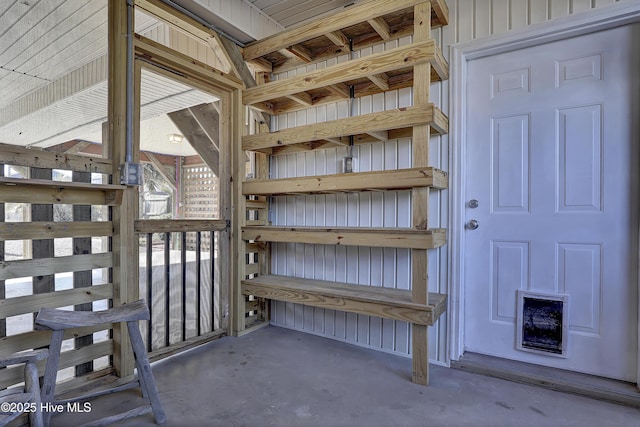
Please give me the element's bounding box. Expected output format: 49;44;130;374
120;162;143;186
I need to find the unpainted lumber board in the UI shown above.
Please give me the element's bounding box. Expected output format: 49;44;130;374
0;143;112;174
134;219;227;233
0;283;113;318
367;73;390;91
0;221;112;241
242;226;446;249
272;26;414;75
72;170;94;376
0;177;123;206
0;253;113;281
368;17;392;40
30;167;55;335
242;167;448;195
242;105;445;151
241;274;446;326
243;41;442;106
108;0;135;380
325;30;350;52
133;35;243;91
243;0;448;61
411;1;433;387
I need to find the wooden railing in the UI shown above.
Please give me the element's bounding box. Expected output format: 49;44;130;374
0;143;118;390
134;219;227;360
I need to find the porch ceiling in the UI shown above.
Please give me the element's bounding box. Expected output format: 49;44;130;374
0;0;352;155
245;0;355;29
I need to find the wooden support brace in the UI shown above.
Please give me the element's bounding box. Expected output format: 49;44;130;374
145;152;177;190
325;30;351;52
367;73;390;91
366;130;389;141
326;83;351;99
286;44;314;63
286;92;314;107
368;17;392;40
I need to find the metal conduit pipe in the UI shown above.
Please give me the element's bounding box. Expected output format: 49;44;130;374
126;0;134;164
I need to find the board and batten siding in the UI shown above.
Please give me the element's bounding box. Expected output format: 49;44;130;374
260;0;623;363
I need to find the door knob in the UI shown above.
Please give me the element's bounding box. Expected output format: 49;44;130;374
467;219;479;230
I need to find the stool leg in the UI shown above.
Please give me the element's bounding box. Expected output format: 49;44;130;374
127;321;166;424
24;361;43;427
41;330;63;427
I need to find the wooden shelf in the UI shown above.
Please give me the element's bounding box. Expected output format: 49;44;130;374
243;41;448;115
243;167;448;195
242;274;447;326
243;0;449;74
0;177;124;206
243;105;448;154
242;226;446;249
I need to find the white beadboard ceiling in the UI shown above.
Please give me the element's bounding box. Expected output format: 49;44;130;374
246;0;355;28
0;0;350;155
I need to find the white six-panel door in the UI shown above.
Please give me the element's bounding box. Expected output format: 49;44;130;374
463;25;639;381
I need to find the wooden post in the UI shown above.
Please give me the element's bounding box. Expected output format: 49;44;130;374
219;89;244;334
254;71;271;327
73;170;94;376
411;1;432;386
108;0;138;378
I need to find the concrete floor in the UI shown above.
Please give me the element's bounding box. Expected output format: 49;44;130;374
52;326;640;427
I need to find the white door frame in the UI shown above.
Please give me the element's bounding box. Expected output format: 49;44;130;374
448;1;640;383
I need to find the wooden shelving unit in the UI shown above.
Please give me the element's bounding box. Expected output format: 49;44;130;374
239;0;450;385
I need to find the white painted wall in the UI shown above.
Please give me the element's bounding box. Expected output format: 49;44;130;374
261;0;624;364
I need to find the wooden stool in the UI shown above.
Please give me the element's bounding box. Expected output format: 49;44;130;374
35;300;166;426
0;349;48;427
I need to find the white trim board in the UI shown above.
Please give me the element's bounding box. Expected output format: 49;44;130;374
447;0;640;385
